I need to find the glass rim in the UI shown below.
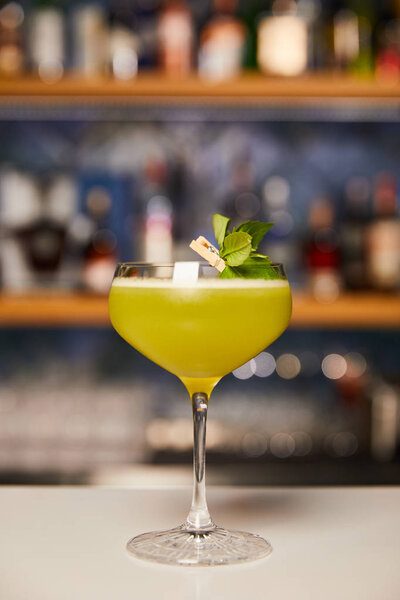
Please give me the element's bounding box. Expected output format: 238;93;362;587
115;261;285;268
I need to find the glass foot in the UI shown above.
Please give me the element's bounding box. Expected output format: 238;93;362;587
127;524;272;566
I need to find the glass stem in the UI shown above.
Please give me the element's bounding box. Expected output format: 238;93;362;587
185;392;214;531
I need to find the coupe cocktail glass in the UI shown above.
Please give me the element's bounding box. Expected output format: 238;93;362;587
109;262;292;566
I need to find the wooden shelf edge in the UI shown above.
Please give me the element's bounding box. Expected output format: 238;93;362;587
0;292;399;328
0;294;110;327
1;73;400;105
291;292;400;328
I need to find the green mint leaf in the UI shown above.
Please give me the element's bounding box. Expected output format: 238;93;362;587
242;256;279;279
251;252;272;262
219;265;239;279
213;214;231;248
220;256;279;280
220;231;252;266
235;221;274;251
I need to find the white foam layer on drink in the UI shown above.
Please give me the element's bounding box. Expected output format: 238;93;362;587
112;277;289;289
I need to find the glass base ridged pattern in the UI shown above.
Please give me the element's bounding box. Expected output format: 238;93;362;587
127;524;272;566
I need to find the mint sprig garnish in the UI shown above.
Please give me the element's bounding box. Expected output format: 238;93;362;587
212;213;277;279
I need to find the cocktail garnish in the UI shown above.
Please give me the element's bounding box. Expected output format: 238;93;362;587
189;236;226;272
190;214;278;279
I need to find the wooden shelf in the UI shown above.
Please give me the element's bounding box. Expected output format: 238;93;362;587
1;73;400;106
0;292;398;328
290;292;400;329
0;293;110;327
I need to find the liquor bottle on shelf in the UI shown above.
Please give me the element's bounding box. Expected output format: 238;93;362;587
297;0;322;71
365;173;400;291
29;0;65;83
0;169;73;289
0;1;25;78
303;196;342;302
109;0;138;80
198;0;246;81
45;174;79;288
0;169;40;291
332;8;360;71
157;0;193;77
262;174;299;284
340;176;371;291
257;0;308;76
72;3;108;77
333;0;375;75
369;380;399;462
141;157;173;263
239;0;262;70
375;19;400;80
220;154;259;223
78;173;134;292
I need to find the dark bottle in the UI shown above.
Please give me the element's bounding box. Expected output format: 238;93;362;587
304;196;342;302
80;183;119;293
340;176;371;291
239;0;263;70
375;19;400;81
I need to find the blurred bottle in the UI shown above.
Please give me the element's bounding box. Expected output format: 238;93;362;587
332;9;360;70
16;184;68;287
0;169;72;288
221;154;258;222
262;174;298;279
142;157;173;263
78;174;134;293
198;0;246;81
29;0;64;83
375;19;400;81
135;0;159;69
72;4;108;77
45;174;79;287
109;0;138;80
0;169;40;290
333;0;375;75
258;0;308;76
340;176;371;291
0;2;25;78
157;1;193;77
239;0;262;70
366;173;400;291
81;185;117;293
370;381;399;461
297;0;322;71
304;196;342;302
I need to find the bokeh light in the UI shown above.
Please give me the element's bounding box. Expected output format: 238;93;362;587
344;352;367;378
253;352;275;378
276;353;301;379
321;354;347;379
232;359;256;380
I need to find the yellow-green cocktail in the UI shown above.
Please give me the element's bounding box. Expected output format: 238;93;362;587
109;260;292;566
109;278;292;396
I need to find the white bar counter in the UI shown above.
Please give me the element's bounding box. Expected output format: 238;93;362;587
1;486;399;600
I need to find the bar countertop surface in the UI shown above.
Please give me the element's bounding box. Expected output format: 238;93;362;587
0;486;399;600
